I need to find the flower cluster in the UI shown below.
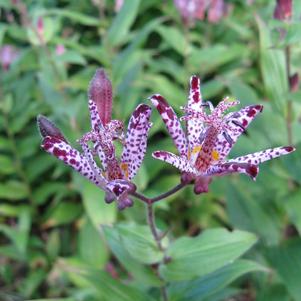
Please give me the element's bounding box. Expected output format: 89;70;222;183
37;69;152;210
150;75;295;193
174;0;228;26
38;70;295;209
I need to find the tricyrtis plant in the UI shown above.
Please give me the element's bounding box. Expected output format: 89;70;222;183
38;69;152;210
37;69;295;301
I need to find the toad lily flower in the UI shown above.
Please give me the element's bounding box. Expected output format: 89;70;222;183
37;69;152;210
150;75;295;194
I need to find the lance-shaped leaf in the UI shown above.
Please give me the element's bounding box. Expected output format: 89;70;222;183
88;68;112;126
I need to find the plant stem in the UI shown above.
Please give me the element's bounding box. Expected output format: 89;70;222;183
130;182;187;301
131;182;186;204
285;46;293;145
146;203;164;251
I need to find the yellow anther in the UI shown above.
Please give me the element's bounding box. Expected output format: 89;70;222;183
192;145;202;155
120;162;129;179
212;150;220;161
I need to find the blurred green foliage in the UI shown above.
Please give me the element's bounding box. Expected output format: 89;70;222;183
0;0;301;300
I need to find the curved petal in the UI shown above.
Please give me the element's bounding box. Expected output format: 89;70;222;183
205;162;259;180
41;136;107;188
186;76;205;151
227;146;295;165
214;104;263;161
121;104;152;180
150;94;188;156
152;150;197;174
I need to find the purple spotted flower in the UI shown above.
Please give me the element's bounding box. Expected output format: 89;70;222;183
37;69;152;210
150;76;295;194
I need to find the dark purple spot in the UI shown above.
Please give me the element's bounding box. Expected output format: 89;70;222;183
283;146;294;152
247;165;258;178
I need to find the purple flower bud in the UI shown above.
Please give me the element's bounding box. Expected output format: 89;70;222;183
105;191;116;204
37;115;67;142
194;176;212;194
289;73;299;92
274;0;292;21
181;172;194;185
208;0;226;24
88;69;113;125
117;197;133;210
0;45;19;71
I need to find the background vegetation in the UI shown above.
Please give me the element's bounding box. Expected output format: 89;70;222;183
1;0;301;300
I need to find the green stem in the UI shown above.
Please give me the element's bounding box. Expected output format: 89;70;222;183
285;46;293;145
131;183;187;301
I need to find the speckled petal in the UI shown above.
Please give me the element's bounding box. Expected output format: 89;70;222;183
205;162;259;180
214;104;263;161
186;76;205;151
41;136;107;188
152;150;197;174
150;94;188;156
121;104;152;180
79;139;108;187
228;146;295;165
88;99;103;132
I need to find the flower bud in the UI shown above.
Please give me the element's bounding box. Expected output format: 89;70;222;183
37;115;67;142
289;73;299;92
274;0;292;21
88;69;112;125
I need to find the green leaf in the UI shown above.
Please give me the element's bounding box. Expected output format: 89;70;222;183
266;239;301;301
282;141;301;184
0;155;14;175
284;190;301;235
103;225;162;287
282;23;301;46
81;180;116;227
188;44;247;74
168;260;266;301
159;228;257;281
0;181;28;201
46;9;100;26
78;218;108;268
257;16;288;112
43;202;82;228
227;77;259;105
115;223;166;265
105;0;141;47
81;269;156;301
56;50;87;65
156;25;188;55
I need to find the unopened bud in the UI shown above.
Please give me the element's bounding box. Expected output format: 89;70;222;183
274;0;292;21
37;115;67;142
289;73;299;92
88;69;112;125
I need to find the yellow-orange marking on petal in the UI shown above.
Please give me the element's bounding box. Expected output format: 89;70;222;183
212;150;220;161
120;162;129;179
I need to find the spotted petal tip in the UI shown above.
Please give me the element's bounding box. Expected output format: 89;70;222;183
149;94;188;156
189;75;201;104
37;115;67;142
